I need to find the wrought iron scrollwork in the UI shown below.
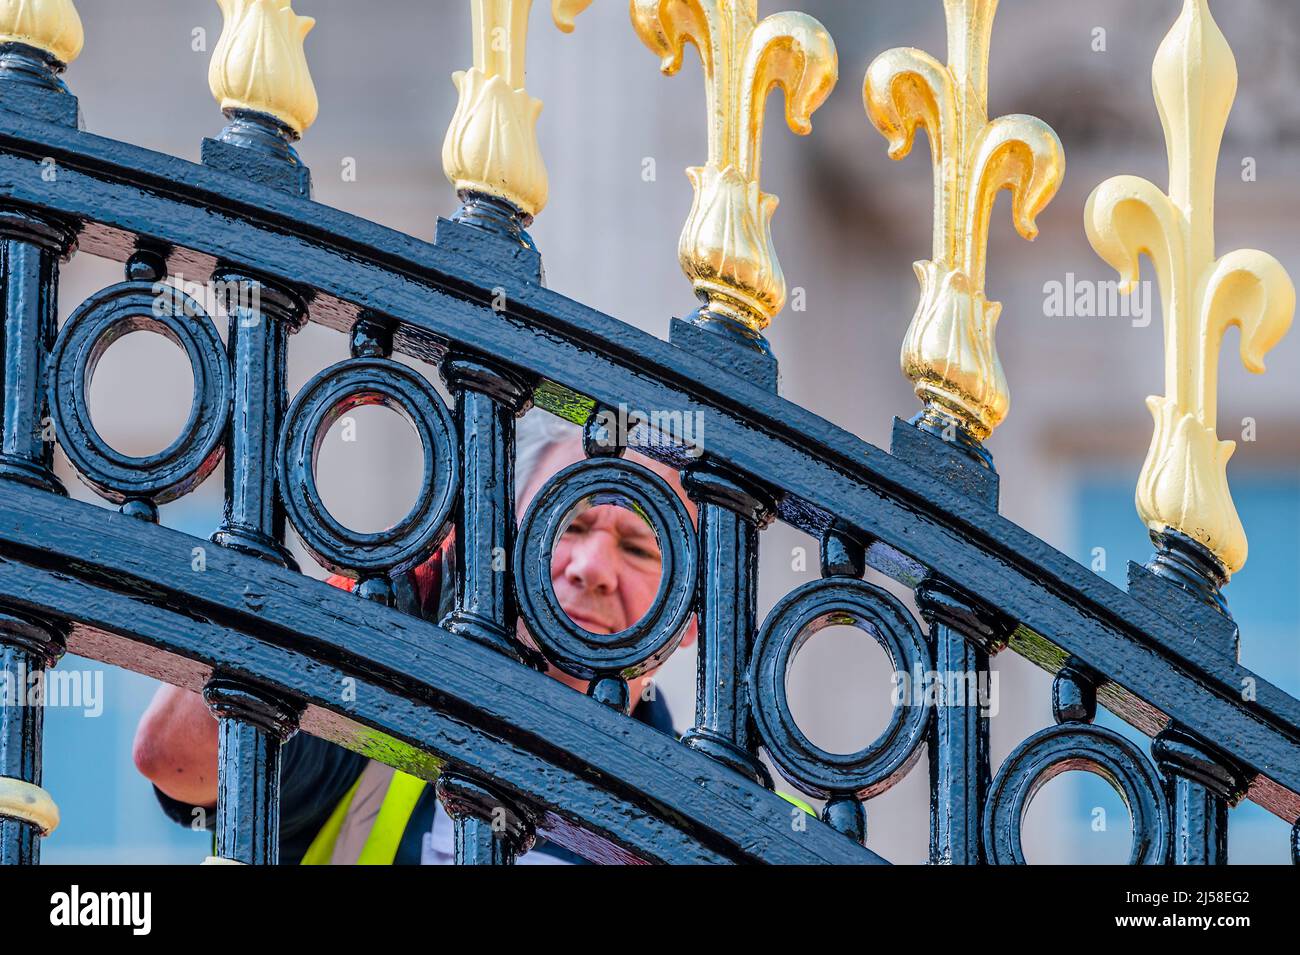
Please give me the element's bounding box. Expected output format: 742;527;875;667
276;356;459;579
48;281;232;508
983;723;1171;865
0;0;1295;867
749;577;932;826
514;457;698;685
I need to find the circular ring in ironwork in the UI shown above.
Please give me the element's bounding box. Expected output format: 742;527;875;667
514;457;697;680
983;722;1170;865
749;577;932;799
49;281;231;504
277;357;458;576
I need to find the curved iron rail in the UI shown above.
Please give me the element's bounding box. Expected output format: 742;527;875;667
0;479;879;865
0;104;1297;860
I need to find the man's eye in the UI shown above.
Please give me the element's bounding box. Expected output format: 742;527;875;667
623;540;660;561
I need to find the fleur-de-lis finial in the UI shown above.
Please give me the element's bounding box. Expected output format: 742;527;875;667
442;1;593;222
0;0;82;66
209;0;318;138
631;0;838;336
1086;0;1293;578
864;0;1064;443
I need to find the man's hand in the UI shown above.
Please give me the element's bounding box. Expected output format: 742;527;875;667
132;684;219;808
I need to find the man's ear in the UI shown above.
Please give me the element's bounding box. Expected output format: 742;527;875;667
680;614;698;650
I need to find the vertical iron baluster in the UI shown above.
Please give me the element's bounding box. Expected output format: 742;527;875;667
888;413;1005;864
438;356;533;662
1153;725;1248;865
205;0;312;553
347;313;405;609
818;529;870;841
580;405;631;711
931;628;987;864
211;275;306;568
203;679;299;865
204;0;311;843
0;195;76;867
204;274;305;864
680;462;774;788
0;615;63;865
433;357;539;862
436;774;534;866
916;581;1003;865
0;211;76;494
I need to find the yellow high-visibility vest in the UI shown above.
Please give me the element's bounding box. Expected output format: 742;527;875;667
299;761;816;865
300;763;429;865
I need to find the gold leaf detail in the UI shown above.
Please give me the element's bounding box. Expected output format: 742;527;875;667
632;0;837;330
863;0;1063;438
209;0;318;135
1085;0;1294;574
0;0;82;65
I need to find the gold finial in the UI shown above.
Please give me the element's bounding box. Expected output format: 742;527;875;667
209;0;318;137
631;0;838;333
1086;0;1293;576
864;0;1064;441
442;1;592;220
0;776;59;836
0;0;83;65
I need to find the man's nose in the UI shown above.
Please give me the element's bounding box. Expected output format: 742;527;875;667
560;525;620;595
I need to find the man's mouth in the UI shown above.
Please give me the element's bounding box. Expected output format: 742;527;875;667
565;611;612;633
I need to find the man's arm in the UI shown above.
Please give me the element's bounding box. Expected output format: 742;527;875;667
130;569;369;808
133;684;219;809
135;680;370;861
131;555;447;855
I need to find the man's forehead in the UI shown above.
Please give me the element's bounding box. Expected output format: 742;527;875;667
529;438;696;521
576;500;658;534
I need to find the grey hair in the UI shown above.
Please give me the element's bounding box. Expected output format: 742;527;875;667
513;411;582;501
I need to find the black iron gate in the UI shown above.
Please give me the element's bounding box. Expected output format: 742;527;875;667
0;0;1296;866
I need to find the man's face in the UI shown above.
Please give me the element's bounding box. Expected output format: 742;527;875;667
516;437;698;697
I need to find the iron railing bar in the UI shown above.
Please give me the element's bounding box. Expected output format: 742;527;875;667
0;484;883;864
